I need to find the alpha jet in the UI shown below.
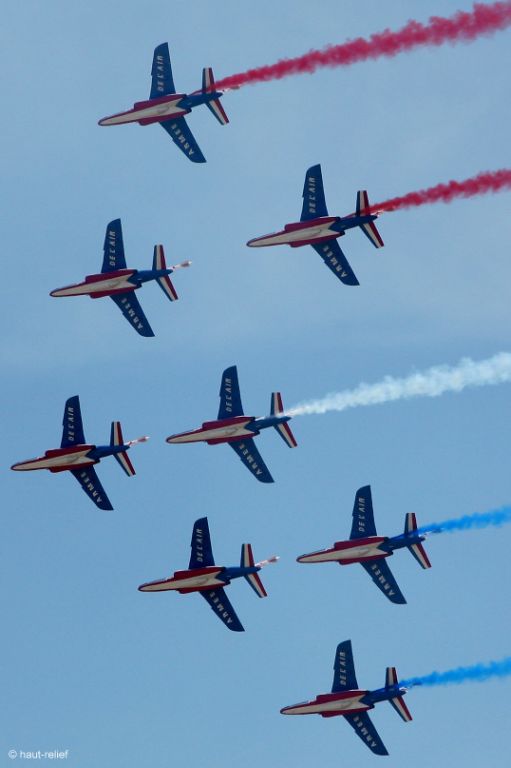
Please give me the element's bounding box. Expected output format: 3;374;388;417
281;640;412;756
297;485;431;604
51;219;190;337
166;365;297;483
247;164;384;286
11;395;148;510
99;43;228;163
139;517;278;631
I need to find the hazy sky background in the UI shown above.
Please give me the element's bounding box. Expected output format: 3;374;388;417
2;2;511;766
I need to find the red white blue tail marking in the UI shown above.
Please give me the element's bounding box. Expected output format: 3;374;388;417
110;421;136;477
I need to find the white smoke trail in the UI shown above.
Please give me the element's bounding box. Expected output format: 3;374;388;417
287;352;511;417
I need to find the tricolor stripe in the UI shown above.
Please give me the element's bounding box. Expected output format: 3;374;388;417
157;275;178;301
409;541;432;569
386;667;398;687
357;190;370;215
276;421;298;448
405;512;418;534
242;543;255;567
208;98;229;125
361;221;384;248
271;392;284;415
116;450;136;477
246;572;267;598
153;244;167;271
389;695;413;722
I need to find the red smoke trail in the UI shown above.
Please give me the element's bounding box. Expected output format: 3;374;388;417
371;169;511;213
215;2;511;91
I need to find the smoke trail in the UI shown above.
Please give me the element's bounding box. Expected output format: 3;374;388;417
401;656;511;689
371;169;511;213
287;352;511;417
215;2;511;91
418;506;511;536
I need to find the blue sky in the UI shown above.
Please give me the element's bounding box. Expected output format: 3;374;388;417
2;1;511;766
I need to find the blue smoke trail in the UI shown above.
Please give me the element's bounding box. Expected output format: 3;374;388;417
417;505;511;536
401;657;511;690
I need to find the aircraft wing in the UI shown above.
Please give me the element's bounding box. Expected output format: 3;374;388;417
331;640;359;692
199;587;244;632
189;517;215;569
344;711;389;756
229;439;274;483
150;43;176;98
350;485;377;539
71;467;113;511
159;118;206;163
218;365;244;419
102;219;126;273
301;164;328;221
61;395;85;447
311;240;359;286
360;559;407;604
110;293;155;337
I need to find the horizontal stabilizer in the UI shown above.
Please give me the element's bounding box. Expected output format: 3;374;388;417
110;421;136;477
408;541;431;569
356;190;384;248
202;67;229;125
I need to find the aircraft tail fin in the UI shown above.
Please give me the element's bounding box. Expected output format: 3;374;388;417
404;513;432;569
110;421;136;477
356;190;384;249
270;393;298;448
202;68;229;125
241;543;278;598
152;244;179;302
385;667;413;722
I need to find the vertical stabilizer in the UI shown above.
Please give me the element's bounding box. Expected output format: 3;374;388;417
202;68;229;125
356;190;384;248
270;393;298;448
385;667;413;722
110;421;136;477
153;245;179;302
241;543;268;597
404;513;432;569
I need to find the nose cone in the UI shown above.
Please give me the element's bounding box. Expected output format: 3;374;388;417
50;287;66;297
246;235;269;247
138;580;163;592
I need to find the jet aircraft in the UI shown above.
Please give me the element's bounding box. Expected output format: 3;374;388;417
138;517;278;631
247;164;384;286
297;485;431;603
166;365;297;483
11;395;148;510
281;640;412;756
50;219;190;337
98;43;228;163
